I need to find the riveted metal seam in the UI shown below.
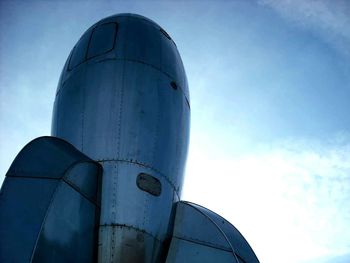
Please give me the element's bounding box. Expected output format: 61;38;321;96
98;57;189;101
181;202;240;263
99;223;162;243
58;57;178;94
62;178;100;207
96;158;180;200
172;236;232;253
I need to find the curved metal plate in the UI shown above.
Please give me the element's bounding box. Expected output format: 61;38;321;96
166;238;235;263
188;202;259;263
165;201;260;263
0;136;102;263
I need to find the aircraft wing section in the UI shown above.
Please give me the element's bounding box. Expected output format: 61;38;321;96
0;136;102;263
165;201;259;263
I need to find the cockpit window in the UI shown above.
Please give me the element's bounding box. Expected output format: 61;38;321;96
87;23;117;59
68;31;91;70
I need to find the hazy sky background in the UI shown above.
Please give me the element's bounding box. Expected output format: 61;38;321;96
1;1;350;263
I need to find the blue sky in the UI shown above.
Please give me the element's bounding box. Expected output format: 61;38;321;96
0;1;349;262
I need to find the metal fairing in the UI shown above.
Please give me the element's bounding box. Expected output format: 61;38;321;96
0;136;102;262
165;201;260;263
51;14;190;262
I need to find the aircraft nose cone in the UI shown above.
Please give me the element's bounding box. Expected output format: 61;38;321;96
52;13;190;263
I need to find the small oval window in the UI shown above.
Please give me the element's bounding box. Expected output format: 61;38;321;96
136;173;162;196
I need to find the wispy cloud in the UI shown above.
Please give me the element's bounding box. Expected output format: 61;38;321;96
183;133;350;263
259;0;350;58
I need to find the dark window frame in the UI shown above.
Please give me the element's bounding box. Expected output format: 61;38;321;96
67;30;92;71
87;22;118;60
67;22;118;71
136;173;162;197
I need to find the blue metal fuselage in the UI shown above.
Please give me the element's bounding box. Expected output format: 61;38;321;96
51;14;190;262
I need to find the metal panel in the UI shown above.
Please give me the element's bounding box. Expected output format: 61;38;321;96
0;177;58;263
32;182;98;262
113;162;174;239
6;137;89;178
152;74;190;193
0;136;102;262
65;161;101;203
119;16;161;69
99;161;174;240
82;60;123;160
98;225;162;263
97;160;176;262
53;67;87;150
117;61;160;165
165;238;235;263
189;202;259;263
171;202;231;251
165;201;260;263
160;30;188;100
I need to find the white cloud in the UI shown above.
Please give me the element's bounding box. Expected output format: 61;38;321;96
183;135;350;263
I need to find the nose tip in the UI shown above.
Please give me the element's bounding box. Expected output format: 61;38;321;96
60;13;189;103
